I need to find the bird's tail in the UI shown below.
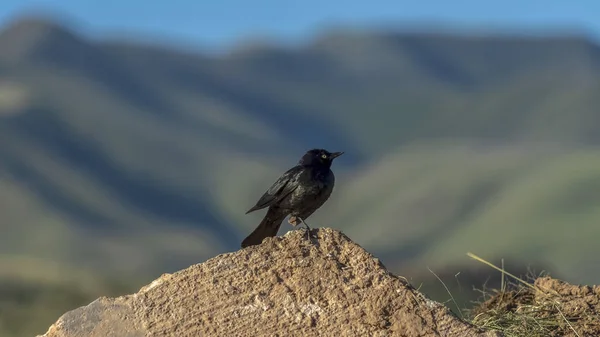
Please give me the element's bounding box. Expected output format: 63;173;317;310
241;207;286;248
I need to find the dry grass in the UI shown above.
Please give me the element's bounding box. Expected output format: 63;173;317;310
464;252;600;337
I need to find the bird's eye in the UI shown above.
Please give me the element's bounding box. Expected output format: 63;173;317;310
321;154;327;159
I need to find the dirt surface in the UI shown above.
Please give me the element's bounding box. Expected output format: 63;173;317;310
472;276;600;337
38;228;500;337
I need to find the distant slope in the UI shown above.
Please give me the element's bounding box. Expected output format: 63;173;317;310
2;15;600;288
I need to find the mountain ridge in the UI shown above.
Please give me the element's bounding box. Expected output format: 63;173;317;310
2;18;600;335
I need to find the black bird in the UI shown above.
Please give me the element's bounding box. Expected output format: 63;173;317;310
241;149;344;248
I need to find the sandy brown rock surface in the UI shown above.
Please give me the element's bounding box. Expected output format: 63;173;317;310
38;228;500;337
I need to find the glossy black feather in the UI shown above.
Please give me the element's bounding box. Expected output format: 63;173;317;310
241;149;343;248
245;166;303;214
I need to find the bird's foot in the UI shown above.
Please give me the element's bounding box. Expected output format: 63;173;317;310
298;217;312;242
289;216;313;242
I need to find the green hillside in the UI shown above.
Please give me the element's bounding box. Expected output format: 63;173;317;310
2;15;600;336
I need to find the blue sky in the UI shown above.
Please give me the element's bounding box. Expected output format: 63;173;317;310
1;0;599;50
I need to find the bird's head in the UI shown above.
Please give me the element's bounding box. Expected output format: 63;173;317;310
299;148;344;168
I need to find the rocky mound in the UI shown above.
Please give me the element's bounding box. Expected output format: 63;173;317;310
38;228;499;337
471;276;600;337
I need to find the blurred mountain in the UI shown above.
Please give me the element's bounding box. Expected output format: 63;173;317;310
2;17;600;334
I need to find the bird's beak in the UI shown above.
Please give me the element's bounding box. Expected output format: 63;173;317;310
330;151;344;159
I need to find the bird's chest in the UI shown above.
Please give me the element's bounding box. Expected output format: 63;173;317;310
296;171;333;199
311;170;333;189
313;179;327;190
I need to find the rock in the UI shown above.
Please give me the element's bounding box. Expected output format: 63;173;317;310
38;228;501;337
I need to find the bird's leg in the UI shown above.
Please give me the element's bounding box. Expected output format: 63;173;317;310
297;217;312;241
298;217;311;231
288;216;312;241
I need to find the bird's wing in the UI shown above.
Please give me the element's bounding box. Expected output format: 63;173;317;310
245;165;303;214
